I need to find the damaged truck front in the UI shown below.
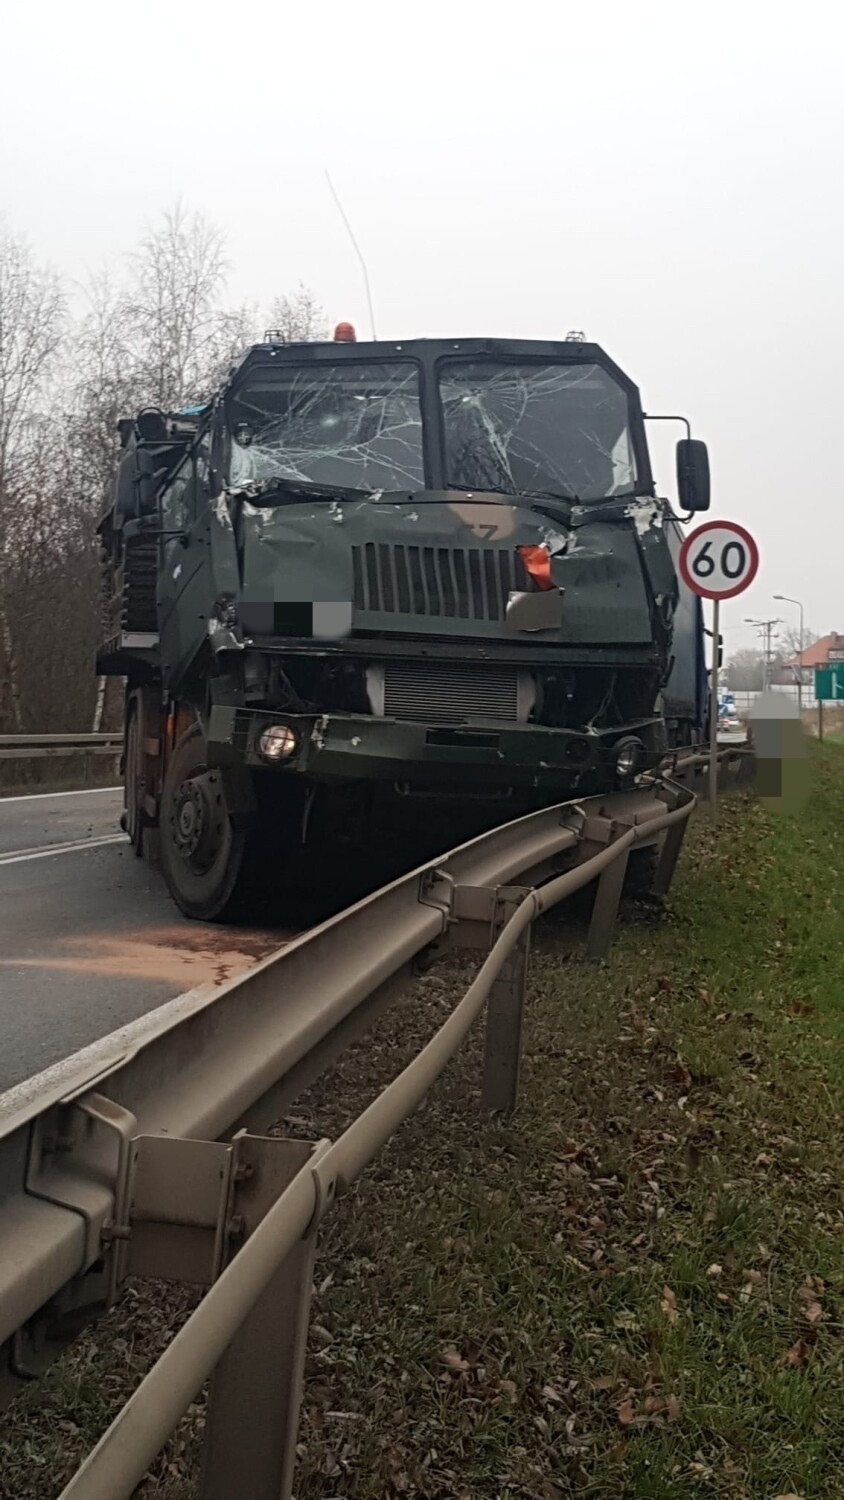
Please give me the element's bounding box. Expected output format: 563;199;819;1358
97;334;710;920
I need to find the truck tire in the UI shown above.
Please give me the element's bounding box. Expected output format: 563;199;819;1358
159;723;253;921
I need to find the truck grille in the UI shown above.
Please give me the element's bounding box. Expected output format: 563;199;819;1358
352;543;534;622
383;661;521;724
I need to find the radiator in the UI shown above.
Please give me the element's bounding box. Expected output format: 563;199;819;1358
369;660;534;724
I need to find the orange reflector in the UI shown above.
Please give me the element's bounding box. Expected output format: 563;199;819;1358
517;544;554;591
334;321;357;342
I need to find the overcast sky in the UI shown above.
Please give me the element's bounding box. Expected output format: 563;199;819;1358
3;0;840;657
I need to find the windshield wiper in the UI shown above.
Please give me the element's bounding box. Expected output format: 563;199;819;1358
445;482;579;504
235;476;376;505
523;487;580;504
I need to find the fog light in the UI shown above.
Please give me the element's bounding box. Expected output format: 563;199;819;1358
614;736;643;779
258;724;298;762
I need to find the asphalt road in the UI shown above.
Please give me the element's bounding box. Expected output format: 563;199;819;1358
0;786;292;1096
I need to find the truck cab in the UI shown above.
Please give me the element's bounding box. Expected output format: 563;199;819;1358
98;331;709;919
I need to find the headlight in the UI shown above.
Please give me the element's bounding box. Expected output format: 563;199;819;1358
614;736;643;779
258;724;298;762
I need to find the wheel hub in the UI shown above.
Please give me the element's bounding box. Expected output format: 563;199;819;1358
170;771;225;874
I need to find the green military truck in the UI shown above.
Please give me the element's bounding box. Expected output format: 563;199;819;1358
97;330;710;919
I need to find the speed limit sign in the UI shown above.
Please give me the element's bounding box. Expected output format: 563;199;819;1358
678;519;759;829
679;520;759;601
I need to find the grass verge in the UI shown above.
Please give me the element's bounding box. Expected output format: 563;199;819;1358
1;744;843;1499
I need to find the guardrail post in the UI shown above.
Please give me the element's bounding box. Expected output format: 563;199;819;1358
198;1136;319;1500
585;840;630;960
737;748;755;785
482;891;531;1114
651;820;687;899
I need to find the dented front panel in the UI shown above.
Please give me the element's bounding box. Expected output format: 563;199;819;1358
234;494;664;650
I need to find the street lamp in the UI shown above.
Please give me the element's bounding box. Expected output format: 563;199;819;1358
774;594;805;712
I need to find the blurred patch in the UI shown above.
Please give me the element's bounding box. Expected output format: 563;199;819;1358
505;589;564;633
240;601;353;639
748;691;812;815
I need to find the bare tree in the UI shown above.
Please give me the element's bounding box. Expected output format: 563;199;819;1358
0;203;329;750
265;282;329;344
70;214;244;728
724;648;766;691
0;222;65;489
0;223;65;731
125;201;232;408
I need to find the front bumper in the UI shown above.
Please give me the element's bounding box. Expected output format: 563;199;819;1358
207;706;666;793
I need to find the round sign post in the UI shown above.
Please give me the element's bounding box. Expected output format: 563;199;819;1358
679;521;760;825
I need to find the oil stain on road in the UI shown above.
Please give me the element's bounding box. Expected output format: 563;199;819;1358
0;925;297;990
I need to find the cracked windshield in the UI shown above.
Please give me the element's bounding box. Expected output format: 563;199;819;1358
439;360;636;501
227;361;425;492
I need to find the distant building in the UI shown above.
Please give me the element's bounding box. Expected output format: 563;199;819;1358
777;633;844;686
789;633;844;667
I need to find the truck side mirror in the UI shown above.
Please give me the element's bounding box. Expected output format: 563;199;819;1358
676;438;710;512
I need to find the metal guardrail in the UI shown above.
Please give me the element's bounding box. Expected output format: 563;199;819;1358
0;733;121;763
0;746;752;1498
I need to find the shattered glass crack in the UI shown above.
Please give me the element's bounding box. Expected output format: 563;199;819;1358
440;361;636;503
228;361;425;493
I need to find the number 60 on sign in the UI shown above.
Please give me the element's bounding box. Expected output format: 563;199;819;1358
678;520;759;602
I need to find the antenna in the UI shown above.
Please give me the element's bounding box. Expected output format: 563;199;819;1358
325;170;377;340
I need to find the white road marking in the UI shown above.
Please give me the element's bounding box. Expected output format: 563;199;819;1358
0;835;126;866
0;786;122;804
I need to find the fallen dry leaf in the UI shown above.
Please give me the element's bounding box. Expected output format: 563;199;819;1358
707;1263;723;1277
614;1311;641;1331
617;1398;635;1425
660;1286;679;1324
541;1383;563;1405
666;1394;681;1422
780;1339;811;1368
741;1269;764;1302
803;1300;823;1324
798;1275;825;1300
440;1347;470;1372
